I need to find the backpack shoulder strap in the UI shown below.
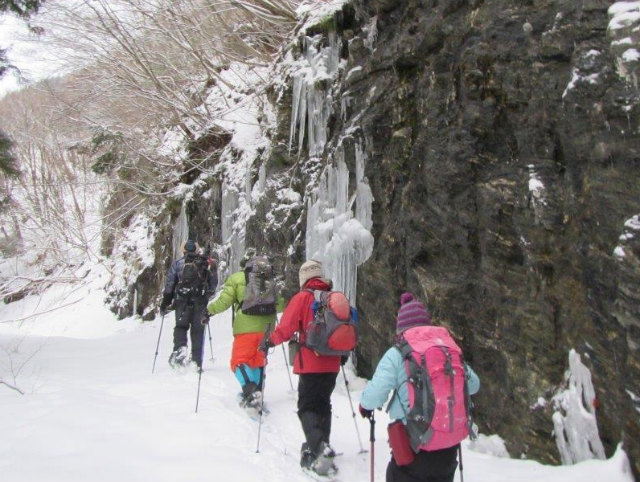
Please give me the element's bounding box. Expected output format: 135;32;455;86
304;289;322;300
387;344;409;415
395;336;413;360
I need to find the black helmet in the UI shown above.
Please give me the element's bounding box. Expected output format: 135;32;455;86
182;239;197;253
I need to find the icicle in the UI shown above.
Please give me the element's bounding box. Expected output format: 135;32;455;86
298;82;308;157
221;180;245;274
133;288;138;317
355;142;373;231
257;163;267;196
552;349;606;465
335;157;349;215
289;75;304;153
245;164;252;200
221;180;235;248
307;87;317;156
327;32;340;75
364;16;378;53
289;33;341;158
305;140;374;303
172;202;189;260
341;94;352;123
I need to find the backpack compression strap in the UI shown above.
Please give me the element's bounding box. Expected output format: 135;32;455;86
395;338;436;451
460;353;476;440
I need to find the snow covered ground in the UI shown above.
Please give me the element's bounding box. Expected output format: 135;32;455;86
0;265;635;482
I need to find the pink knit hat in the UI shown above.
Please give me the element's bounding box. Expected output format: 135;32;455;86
396;293;431;333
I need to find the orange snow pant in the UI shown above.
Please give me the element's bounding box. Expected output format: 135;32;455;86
230;332;266;372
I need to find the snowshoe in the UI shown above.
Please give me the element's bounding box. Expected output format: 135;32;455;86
237;392;268;421
168;346;189;369
301;467;339;482
311;442;338;477
300;442;315;469
239;382;264;410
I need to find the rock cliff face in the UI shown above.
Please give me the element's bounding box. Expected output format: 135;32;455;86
246;0;640;475
110;0;640;473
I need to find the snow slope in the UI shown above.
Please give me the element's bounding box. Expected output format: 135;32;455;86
0;267;635;482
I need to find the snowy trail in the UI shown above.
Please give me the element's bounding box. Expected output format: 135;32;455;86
0;309;376;482
0;286;634;482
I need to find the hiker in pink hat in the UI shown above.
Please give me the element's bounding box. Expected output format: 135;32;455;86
359;293;480;482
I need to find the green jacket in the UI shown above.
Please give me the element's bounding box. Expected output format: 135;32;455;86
207;270;285;335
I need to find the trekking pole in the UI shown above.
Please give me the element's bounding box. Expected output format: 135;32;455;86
151;313;166;374
369;412;375;482
458;444;464;482
276;313;294;392
195;319;208;413
255;350;268;453
256;324;273;453
282;344;294;391
207;322;214;361
341;365;367;453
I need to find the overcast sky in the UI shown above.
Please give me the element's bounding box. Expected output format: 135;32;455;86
0;13;62;98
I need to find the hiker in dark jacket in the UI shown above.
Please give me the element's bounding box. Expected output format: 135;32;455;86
160;240;217;369
259;259;341;477
358;293;479;482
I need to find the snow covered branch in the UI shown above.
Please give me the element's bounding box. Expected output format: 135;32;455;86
0;339;41;396
0;380;24;395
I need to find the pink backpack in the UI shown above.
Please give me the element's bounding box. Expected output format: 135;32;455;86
397;326;471;451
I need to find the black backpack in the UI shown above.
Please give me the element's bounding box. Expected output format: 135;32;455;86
176;253;209;298
241;255;277;315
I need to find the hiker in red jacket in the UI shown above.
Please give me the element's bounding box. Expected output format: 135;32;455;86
259;259;341;476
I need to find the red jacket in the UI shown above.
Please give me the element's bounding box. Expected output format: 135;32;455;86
270;278;341;374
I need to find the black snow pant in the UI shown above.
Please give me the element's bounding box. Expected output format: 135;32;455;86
173;296;208;366
297;372;338;455
386;445;459;482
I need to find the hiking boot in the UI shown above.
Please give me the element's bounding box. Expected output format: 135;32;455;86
250;390;262;406
311;442;337;476
241;381;258;398
243;390;262;409
240;382;261;408
300;443;315;469
168;346;189;368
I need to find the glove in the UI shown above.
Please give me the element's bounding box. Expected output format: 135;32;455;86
340;354;349;366
159;293;172;315
358;404;373;419
201;314;210;325
258;335;274;353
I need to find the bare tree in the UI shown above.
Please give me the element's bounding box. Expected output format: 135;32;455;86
0;337;41;395
37;0;301;138
0;85;101;271
0;0;330;306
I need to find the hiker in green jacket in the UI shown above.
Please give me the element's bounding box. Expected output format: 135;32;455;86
207;251;284;407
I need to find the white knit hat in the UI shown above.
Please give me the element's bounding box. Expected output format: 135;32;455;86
299;259;323;287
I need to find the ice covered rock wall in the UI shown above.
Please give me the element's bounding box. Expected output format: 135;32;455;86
264;0;640;476
122;0;640;475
